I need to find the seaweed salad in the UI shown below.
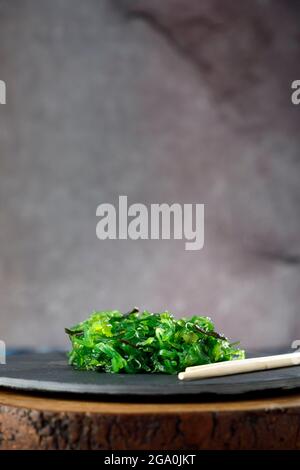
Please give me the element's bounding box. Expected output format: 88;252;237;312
66;308;245;374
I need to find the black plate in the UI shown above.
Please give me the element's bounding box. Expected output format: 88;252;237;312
1;352;300;399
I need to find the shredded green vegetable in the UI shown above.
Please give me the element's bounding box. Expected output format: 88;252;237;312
66;309;245;374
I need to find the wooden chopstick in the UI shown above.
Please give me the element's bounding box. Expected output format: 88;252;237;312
178;352;300;381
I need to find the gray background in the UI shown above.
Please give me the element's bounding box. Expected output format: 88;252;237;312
0;0;299;350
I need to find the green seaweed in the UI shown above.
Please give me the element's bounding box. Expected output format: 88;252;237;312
66;309;245;374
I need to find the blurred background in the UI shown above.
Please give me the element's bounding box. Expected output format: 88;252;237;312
0;0;299;350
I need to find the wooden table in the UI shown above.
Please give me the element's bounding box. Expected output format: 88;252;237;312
1;390;300;450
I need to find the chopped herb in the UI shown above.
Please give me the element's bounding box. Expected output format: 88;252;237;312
66;309;245;374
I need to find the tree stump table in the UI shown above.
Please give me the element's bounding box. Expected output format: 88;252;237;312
1;389;300;450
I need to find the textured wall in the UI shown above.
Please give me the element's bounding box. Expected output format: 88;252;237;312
0;0;299;349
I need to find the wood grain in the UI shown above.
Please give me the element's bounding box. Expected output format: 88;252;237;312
1;390;300;449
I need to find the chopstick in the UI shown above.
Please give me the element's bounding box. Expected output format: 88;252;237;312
178;352;300;381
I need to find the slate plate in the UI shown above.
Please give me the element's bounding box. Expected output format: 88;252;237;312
1;352;300;398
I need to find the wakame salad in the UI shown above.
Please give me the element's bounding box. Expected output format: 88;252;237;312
66;309;245;374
